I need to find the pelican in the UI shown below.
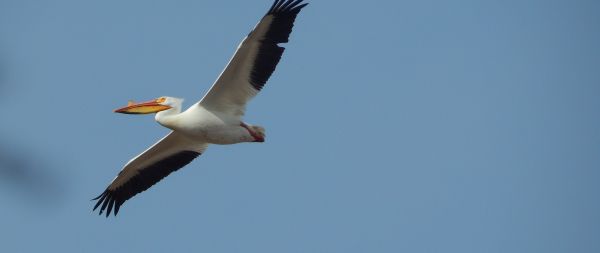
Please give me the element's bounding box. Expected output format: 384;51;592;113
92;0;308;216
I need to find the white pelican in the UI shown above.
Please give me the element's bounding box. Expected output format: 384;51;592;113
93;0;308;216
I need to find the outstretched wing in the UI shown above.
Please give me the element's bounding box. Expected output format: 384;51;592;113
198;0;308;116
93;132;207;217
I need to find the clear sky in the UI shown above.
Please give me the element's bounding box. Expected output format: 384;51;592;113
1;0;599;252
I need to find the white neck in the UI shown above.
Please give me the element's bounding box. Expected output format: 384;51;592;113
155;101;183;129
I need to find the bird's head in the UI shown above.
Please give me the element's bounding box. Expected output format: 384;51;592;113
114;96;183;114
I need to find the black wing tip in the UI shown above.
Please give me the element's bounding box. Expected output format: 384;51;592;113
268;0;308;15
295;3;309;11
91;193;103;201
92;189;122;217
248;0;308;90
91;150;202;218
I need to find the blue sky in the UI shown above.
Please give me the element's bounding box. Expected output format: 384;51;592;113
1;0;599;252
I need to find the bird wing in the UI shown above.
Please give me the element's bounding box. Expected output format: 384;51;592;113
93;131;207;216
198;0;308;117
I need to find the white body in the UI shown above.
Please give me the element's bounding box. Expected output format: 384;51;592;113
156;101;258;144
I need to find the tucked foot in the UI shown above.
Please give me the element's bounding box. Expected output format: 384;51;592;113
241;123;266;142
251;126;265;142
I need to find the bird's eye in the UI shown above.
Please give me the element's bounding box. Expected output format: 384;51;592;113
156;97;166;103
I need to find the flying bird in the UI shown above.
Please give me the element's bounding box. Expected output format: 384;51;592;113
93;0;308;217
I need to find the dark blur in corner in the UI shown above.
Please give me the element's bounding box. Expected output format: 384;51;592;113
0;55;67;209
0;144;66;206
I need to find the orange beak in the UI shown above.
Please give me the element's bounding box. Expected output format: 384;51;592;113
114;99;171;114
